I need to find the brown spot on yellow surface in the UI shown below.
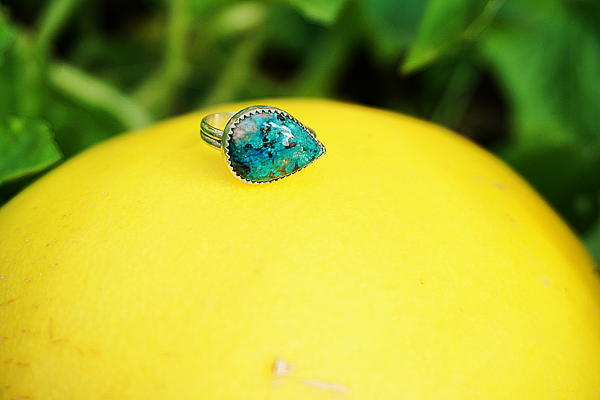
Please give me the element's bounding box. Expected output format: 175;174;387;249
0;299;15;306
16;362;30;367
493;182;506;191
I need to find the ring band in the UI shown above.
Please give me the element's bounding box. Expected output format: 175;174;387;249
200;105;326;184
200;112;236;149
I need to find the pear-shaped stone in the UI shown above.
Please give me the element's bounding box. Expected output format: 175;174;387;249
223;107;325;183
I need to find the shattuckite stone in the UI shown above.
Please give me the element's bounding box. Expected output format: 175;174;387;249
225;111;325;183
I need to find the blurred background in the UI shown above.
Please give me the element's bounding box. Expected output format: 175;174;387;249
0;0;599;264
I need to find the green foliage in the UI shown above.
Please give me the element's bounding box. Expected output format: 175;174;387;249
402;0;502;73
360;0;427;58
0;13;63;185
0;116;62;184
287;0;349;24
479;0;600;232
0;0;599;265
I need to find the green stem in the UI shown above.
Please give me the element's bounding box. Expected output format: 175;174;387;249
430;61;479;129
199;32;266;107
49;63;152;129
11;32;46;118
165;0;188;79
134;0;190;116
462;0;505;42
293;30;353;97
292;9;357;97
36;0;82;53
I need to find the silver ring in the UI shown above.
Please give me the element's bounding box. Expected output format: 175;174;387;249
200;105;325;184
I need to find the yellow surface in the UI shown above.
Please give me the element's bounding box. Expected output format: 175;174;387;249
1;99;600;399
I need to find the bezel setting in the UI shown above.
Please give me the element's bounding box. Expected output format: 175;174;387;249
221;105;326;184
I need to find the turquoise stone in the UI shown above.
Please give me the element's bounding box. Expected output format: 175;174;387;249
224;108;325;183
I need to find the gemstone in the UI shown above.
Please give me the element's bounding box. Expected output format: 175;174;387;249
223;107;326;183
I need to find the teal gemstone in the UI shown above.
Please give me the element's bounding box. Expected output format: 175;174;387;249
223;107;326;183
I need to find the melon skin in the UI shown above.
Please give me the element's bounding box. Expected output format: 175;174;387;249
0;99;599;399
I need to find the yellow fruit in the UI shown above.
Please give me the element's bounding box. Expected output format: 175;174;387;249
1;99;599;399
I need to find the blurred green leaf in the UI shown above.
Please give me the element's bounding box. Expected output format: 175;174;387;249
429;59;480;129
50;63;152;130
0;116;62;184
402;0;502;73
46;89;124;157
479;1;600;232
482;4;600;143
584;202;600;267
0;30;45;118
0;14;15;66
286;0;349;25
502;141;600;232
0;16;59;187
360;0;428;59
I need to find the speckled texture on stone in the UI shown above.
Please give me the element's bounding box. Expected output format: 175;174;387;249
225;109;325;183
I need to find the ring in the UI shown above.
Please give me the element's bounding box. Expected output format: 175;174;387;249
200;105;326;184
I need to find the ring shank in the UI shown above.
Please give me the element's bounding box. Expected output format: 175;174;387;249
200;112;236;150
200;110;316;150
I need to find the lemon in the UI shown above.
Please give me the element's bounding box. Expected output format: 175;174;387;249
1;99;599;399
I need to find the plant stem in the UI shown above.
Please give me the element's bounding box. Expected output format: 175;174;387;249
165;0;188;79
431;61;479;130
134;0;190;116
292;27;354;97
292;8;357;97
199;32;266;108
36;0;82;54
49;63;152;129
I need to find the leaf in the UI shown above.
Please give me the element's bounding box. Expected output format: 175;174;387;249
584;204;600;268
286;0;349;25
483;7;600;141
0;16;61;189
479;0;600;232
402;0;503;73
46;87;127;158
501;140;600;232
360;0;428;59
49;63;152;130
0;116;63;184
0;30;45;118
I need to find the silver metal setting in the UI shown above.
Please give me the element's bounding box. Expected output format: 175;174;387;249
200;105;325;184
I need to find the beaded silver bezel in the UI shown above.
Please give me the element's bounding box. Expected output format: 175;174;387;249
221;105;325;184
